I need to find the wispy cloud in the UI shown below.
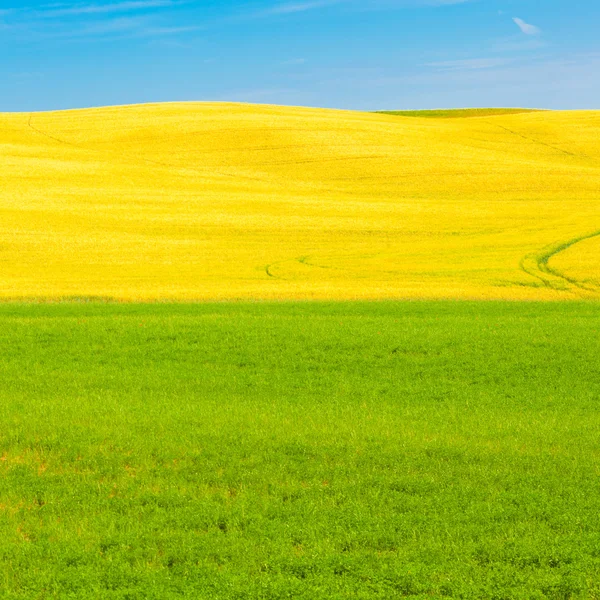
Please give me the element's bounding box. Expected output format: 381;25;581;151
11;70;45;80
422;0;471;4
78;15;146;33
0;0;181;22
513;17;540;36
260;0;471;17
426;58;509;70
491;36;546;53
35;0;180;17
262;0;341;15
349;0;473;9
46;15;199;38
0;0;195;40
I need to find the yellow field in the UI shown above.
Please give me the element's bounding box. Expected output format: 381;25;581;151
1;102;598;300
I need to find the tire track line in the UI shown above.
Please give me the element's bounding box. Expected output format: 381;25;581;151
488;120;592;160
27;114;276;187
521;230;600;292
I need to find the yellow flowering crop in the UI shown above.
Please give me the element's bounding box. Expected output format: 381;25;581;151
0;102;598;301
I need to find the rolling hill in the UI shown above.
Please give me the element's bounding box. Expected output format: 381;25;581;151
1;102;598;300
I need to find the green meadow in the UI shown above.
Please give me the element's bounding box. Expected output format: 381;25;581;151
374;108;542;118
1;301;600;599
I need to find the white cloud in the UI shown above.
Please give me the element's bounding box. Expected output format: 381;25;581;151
513;17;540;36
0;0;194;40
11;71;45;79
262;0;471;16
426;58;509;70
72;15;148;34
138;24;199;35
0;1;179;19
263;1;340;15
423;0;471;4
37;0;179;17
54;15;199;37
491;36;546;53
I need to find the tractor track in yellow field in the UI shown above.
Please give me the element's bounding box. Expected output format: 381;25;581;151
27;114;276;187
266;234;600;292
521;231;600;293
491;122;583;158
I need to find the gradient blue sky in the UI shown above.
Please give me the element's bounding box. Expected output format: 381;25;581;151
1;0;598;111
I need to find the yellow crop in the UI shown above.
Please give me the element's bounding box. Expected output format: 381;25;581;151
0;102;598;301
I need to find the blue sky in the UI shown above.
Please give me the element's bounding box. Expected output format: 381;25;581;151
1;0;598;111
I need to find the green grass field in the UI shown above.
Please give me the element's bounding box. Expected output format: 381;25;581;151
1;301;600;599
375;108;543;118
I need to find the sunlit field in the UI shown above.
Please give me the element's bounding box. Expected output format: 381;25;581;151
1;103;599;301
2;103;600;598
2;302;600;599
